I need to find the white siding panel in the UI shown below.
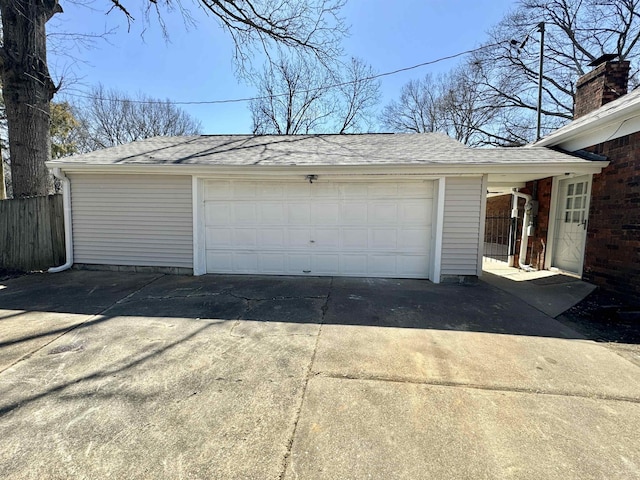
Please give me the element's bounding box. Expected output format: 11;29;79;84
441;177;483;277
70;174;193;268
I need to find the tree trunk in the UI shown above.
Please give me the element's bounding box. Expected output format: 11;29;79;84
0;0;61;198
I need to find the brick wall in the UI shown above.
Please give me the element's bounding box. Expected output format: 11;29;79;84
583;132;640;300
486;194;511;218
485;180;554;269
574;61;630;118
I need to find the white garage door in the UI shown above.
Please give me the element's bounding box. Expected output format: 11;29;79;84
204;179;433;278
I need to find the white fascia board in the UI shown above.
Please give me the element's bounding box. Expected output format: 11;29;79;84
45;161;609;178
551;115;640;151
535;109;640;150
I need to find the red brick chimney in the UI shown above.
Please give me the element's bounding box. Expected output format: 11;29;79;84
574;55;630;119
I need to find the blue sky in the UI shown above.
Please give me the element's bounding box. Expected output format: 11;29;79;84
49;0;517;133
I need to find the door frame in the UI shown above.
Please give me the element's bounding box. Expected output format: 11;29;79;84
544;173;593;276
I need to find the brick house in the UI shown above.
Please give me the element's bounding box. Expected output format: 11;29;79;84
488;57;640;301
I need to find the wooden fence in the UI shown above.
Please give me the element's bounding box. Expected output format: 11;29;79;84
0;195;65;271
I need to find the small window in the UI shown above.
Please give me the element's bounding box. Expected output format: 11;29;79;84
566;198;573;209
568;184;574;196
574;197;582;209
576;183;584;195
572;211;580;223
565;212;571;222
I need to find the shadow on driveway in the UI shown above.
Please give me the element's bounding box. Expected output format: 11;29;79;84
0;269;585;344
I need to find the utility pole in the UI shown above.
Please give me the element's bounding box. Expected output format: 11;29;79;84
536;22;545;141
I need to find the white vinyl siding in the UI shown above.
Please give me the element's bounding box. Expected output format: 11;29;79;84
70;174;193;268
440;177;483;276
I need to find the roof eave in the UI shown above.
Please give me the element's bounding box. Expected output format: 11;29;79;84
45;160;609;177
534;100;640;150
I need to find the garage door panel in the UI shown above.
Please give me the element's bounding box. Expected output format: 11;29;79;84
233;204;257;224
234;228;257;248
341;184;368;197
342;228;368;249
205;180;433;278
205;203;230;225
206;227;233;247
398;228;430;249
370;228;398;249
260;203;286;223
233;182;258;197
371;203;398;223
284;183;311;197
288;228;311;248
234;252;259;272
257;184;284;198
369;184;398;197
313;183;341;197
398;255;430;276
342;203;368;224
288;204;311;224
370;255;398;275
400;201;431;223
312;254;340;274
258;254;286;273
312;203;340;224
314;228;341;248
204;181;232;200
288;254;311;272
206;251;232;270
402;182;434;197
261;228;285;248
341;255;368;275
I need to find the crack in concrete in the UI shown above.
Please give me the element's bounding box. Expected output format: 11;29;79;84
278;277;333;480
225;290;327;302
316;372;640;404
0;274;167;376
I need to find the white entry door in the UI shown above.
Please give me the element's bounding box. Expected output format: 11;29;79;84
552;175;591;274
203;179;433;278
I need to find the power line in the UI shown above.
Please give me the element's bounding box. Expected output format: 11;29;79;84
62;41;508;106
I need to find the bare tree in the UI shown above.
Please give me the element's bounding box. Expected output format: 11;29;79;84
250;55;380;134
0;0;347;197
380;67;501;146
471;0;640;144
250;56;333;134
380;74;447;134
334;57;381;133
71;85;202;152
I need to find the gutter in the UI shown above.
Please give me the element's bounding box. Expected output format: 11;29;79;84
511;189;534;269
48;168;73;273
534;105;640;149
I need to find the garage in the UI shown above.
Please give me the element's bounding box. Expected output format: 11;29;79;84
45;133;608;283
203;179;433;278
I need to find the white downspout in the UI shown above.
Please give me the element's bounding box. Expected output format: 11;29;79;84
512;189;533;269
48;168;73;273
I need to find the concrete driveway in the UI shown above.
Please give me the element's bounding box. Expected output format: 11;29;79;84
1;271;639;479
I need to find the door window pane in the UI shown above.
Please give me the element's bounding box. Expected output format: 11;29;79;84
574;197;582;209
568;184;574;195
576;182;584;195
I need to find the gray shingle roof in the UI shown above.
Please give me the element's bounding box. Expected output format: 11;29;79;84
48;133;603;167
